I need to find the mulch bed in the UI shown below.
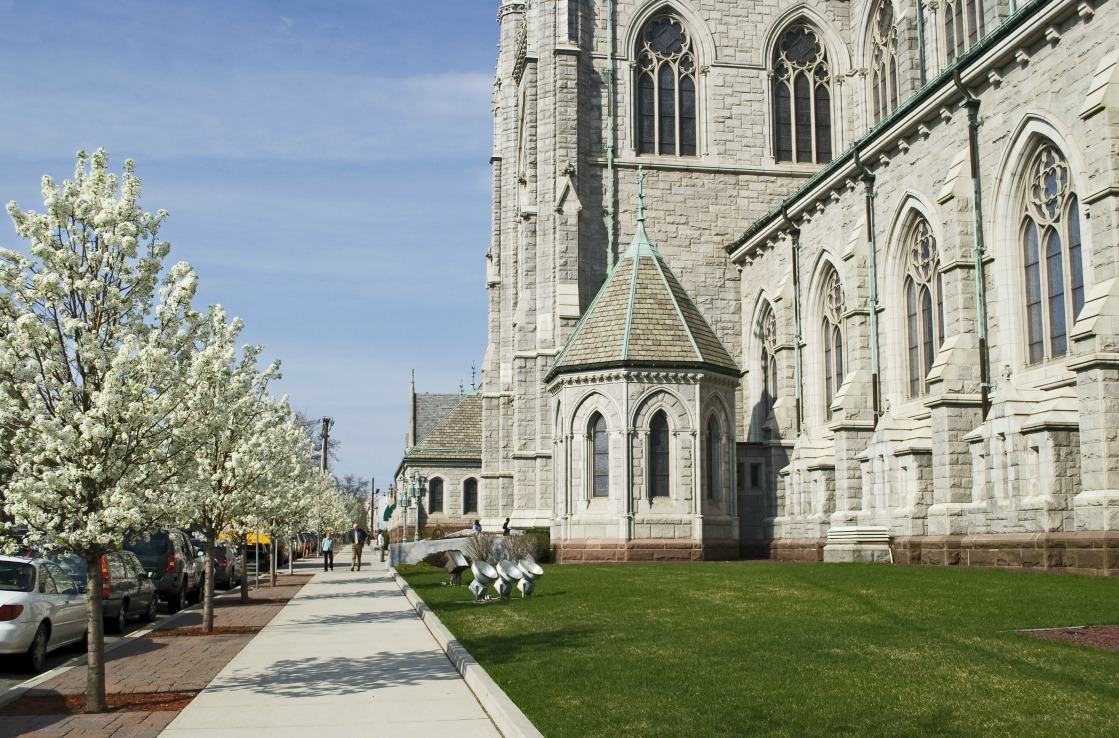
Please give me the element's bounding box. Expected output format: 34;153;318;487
1022;625;1119;652
0;691;197;716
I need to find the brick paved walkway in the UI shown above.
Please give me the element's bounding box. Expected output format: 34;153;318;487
0;577;308;738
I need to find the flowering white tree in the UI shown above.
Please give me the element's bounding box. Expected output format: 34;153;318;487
0;150;200;711
174;305;284;631
306;471;353;540
230;402;314;587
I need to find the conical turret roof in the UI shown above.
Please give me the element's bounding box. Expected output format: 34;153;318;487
546;221;740;381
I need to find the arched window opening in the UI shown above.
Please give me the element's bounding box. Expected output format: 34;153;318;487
649;411;671;498
463;479;478;514
591;413;609;498
1022;144;1084;365
943;0;985;63
773;25;832;164
904;217;944;397
705;416;720;500
636;13;698;156
869;0;900;124
822;269;845;420
429;478;444;514
760;304;778;417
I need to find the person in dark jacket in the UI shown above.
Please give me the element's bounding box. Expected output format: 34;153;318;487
350;524;368;570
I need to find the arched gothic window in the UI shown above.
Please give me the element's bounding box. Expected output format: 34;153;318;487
591;413;609;498
636;13;698;156
943;0;985;63
869;0;900;124
822;269;845;419
773;25;833;164
705;416;720;500
1023;144;1085;365
904;217;945;397
649;411;671;497
463;478;478;514
429;478;444;514
760;303;778;417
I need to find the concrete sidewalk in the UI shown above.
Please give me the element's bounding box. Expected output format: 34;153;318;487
160;549;506;738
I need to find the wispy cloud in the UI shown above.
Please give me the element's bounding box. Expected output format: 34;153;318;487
5;69;493;164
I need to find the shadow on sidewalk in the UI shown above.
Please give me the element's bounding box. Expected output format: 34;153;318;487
295;589;403;601
215;650;461;697
270;610;416;628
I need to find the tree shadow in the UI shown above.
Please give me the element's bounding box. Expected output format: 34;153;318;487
269;609;416;629
212;650;461;698
452;626;598;666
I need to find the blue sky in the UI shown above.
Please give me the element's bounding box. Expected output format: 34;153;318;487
0;1;497;490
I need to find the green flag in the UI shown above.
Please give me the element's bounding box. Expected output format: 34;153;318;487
383;503;396;521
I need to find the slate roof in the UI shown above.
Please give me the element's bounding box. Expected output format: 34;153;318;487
414;393;462;445
546;222;740;381
404;392;482;464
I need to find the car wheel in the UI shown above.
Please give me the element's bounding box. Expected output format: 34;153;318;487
107;601;128;634
186;578;200;606
167;586;183;614
141;595;157;623
25;624;48;673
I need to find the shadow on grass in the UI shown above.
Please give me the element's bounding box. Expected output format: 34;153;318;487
457;626;598;666
212;650;461;697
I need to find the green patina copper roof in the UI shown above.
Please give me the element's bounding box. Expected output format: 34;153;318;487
546;222;740;381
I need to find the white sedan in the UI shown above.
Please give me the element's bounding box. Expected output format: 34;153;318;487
0;556;87;672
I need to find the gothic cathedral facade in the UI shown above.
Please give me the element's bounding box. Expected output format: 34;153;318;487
474;0;1119;571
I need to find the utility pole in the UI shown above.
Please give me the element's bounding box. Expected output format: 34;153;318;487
320;417;334;472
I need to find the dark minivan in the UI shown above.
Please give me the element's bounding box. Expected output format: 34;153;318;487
123;529;203;614
48;550;158;632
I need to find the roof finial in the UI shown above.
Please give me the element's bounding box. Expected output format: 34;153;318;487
470;362;477;391
636;166;647;224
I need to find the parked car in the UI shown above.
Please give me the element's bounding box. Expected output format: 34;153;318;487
48;551;158;633
123;529;203;614
192;539;242;590
0;556;86;672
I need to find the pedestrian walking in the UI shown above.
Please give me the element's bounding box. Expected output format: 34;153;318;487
321;531;334;571
350;523;367;570
377;530;386;562
502;518;510;536
473;519;482;533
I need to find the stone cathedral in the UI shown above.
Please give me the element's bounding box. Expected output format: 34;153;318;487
396;0;1119;574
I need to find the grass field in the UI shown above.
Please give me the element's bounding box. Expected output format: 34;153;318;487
399;562;1119;738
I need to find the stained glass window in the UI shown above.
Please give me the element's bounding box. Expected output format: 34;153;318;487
904;217;944;396
592;413;609;497
773;26;832;163
870;0;900;124
822;269;845;419
636;14;698;156
650;412;670;497
1022;144;1084;365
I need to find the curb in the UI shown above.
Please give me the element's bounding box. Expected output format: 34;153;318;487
390;565;544;738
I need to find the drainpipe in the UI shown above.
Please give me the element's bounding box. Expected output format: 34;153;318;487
954;71;992;419
604;0;616;269
916;0;928;87
853;150;882;426
782;206;804;435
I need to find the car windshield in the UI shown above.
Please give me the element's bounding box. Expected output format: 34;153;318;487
46;553;88;585
0;561;36;592
125;533;169;555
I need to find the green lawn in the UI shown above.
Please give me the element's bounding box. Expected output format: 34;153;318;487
399;562;1119;738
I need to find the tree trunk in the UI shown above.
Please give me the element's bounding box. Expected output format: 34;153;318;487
202;539;216;631
269;535;277;587
84;553;106;713
239;541;249;603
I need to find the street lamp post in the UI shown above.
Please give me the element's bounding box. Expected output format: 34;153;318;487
409;473;426;543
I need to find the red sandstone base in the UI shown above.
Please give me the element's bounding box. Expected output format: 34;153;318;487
555;538;739;563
